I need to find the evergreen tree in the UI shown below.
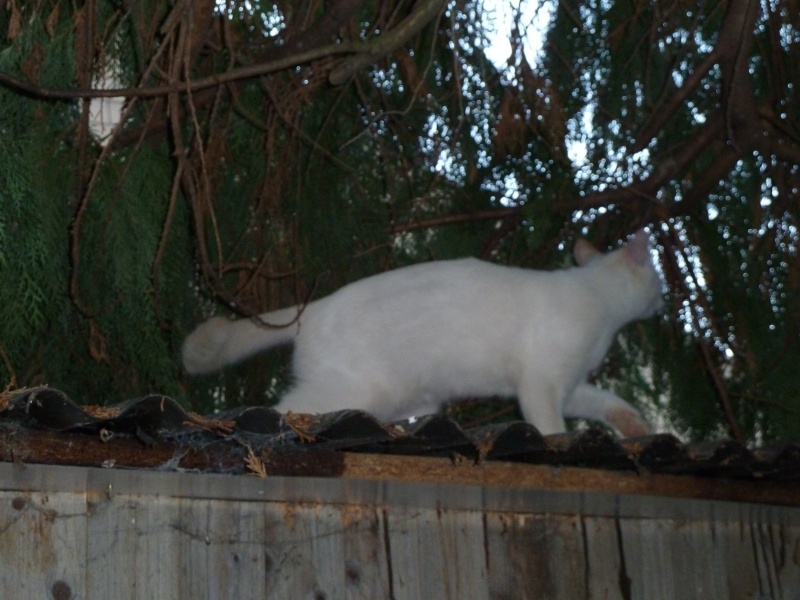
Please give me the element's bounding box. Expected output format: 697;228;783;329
0;0;797;443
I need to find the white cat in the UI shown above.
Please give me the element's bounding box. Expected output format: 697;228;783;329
182;229;663;437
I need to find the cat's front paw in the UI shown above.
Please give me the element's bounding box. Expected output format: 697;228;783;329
182;316;232;375
604;406;652;438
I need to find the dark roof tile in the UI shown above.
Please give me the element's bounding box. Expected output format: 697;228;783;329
4;386;800;483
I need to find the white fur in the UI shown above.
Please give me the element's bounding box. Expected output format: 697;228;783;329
182;230;663;436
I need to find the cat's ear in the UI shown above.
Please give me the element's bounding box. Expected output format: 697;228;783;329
574;238;601;266
625;229;652;266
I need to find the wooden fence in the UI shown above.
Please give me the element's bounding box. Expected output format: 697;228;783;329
0;460;798;599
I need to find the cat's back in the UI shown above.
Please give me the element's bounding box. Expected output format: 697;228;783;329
328;257;538;308
301;257;559;342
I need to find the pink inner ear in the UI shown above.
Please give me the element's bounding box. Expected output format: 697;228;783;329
626;229;651;266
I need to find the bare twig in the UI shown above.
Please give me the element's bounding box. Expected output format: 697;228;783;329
698;341;745;444
390;205;526;234
328;0;447;85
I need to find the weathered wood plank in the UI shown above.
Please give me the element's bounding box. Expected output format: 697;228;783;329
260;502;385;598
86;491;145;599
134;496;185;599
718;519;764;598
485;512;587;600
0;491;87;599
750;520;800;599
5;462;800;522
385;506;488;600
85;492;181;599
203;498;270;598
580;516;627;600
173;497;213;599
340;505;391;600
616;517;789;599
168;497;271;599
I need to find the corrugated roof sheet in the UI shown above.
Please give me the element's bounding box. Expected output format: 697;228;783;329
2;386;799;484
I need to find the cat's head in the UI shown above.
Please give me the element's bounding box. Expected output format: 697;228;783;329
574;229;664;319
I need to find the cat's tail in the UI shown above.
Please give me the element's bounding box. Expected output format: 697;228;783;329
182;305;307;375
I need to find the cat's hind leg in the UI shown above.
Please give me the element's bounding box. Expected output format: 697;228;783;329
516;377;567;435
564;383;651;437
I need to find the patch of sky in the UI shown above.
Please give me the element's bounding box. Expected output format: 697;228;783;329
215;1;285;38
484;0;656;205
480;0;561;206
667;218;735;356
424;113;469;182
432;0;644;206
481;0;555;69
780;22;800;48
567;102;592;171
659;28;690;50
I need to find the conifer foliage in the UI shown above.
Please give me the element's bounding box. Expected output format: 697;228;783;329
0;0;798;442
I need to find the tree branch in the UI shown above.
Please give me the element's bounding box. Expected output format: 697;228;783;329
328;0;447;85
718;0;760;150
565;113;727;215
633;0;760;154
389;205;526;234
698;341;746;444
632;49;720;152
757;135;800;168
0;41;360;100
679;145;741;214
286;0;370;49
